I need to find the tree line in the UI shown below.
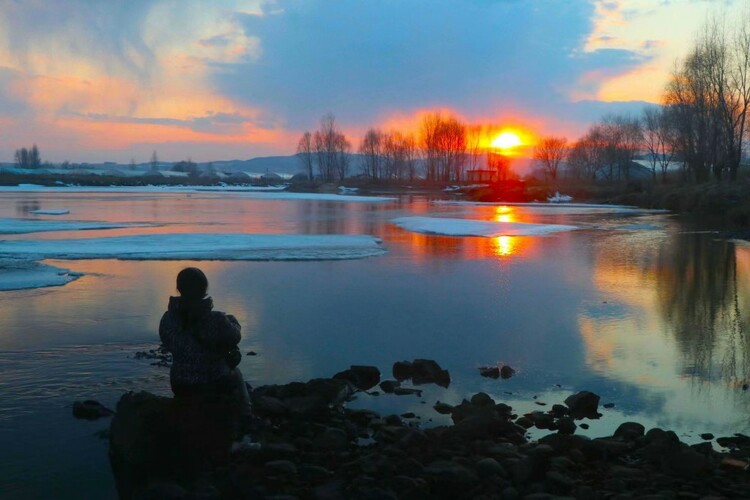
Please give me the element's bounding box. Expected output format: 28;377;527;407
297;112;500;183
535;14;750;185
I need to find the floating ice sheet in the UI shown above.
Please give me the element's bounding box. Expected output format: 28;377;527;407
30;209;70;215
391;216;579;237
0;184;395;202
0;259;81;291
0;233;387;261
0;219;152;234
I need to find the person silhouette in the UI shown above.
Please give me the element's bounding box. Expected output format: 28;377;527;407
159;267;250;412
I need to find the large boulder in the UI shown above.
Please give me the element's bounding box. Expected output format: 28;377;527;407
564;391;600;418
109;391;240;499
333;365;380;391
392;359;450;387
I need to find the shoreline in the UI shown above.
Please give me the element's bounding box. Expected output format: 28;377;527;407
107;361;750;499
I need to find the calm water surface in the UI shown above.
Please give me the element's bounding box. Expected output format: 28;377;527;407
1;190;749;498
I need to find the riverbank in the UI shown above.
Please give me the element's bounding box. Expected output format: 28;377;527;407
108;361;750;499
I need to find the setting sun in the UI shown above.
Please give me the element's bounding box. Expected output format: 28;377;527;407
491;131;522;151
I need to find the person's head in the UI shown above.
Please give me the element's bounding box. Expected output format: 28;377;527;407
176;267;208;300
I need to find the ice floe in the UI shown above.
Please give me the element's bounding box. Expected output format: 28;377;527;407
29;209;70;215
233;192;395;202
0;259;82;291
0;184;395;202
0;219;153;234
391;216;579;237
0;233;387;261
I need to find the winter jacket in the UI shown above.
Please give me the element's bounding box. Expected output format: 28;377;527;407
159;296;241;389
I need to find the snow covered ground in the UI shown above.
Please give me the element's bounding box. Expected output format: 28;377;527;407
391;216;579;237
0;259;81;291
0;219;153;234
0;233;387;261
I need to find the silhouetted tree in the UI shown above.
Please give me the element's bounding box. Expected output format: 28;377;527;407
313;114;350;182
14;145;41;169
150;151;159;172
360;128;385;180
296;131;315;181
533;136;567;181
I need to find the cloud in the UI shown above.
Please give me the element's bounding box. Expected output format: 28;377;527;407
0;0;742;161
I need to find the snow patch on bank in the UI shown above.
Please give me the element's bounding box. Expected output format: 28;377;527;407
391;216;579;237
0;233;387;261
0;259;82;291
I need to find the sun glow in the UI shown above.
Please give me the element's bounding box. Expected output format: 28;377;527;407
491;131;522;151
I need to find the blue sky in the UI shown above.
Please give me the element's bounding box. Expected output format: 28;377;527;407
0;0;743;162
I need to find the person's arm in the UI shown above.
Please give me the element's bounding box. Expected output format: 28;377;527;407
158;312;172;350
213;312;241;349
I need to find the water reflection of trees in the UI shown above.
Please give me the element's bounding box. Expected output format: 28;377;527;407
655;233;750;385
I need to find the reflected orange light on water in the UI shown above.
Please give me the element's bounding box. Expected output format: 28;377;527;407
492;236;516;257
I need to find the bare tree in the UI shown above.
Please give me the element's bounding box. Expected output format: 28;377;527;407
664;15;750;182
643;106;677;182
312;114;350;182
296;131;315;181
533;136;567;181
359;128;384;180
14;145;41;169
334;134;351;181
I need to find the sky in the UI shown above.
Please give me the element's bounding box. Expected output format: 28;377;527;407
0;0;745;163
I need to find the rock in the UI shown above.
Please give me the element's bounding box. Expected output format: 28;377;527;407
479;366;500;378
265;460;297;474
515;416;533;429
393;387;422;397
312;427;349;451
412;359;451;387
500;365;515;379
392;361;414;380
298;465;331;482
470;392;495;406
433;401;454;414
475;457;505;478
531;413;556;430
109;391;239;499
424;460;478;485
660;448;710;477
603;402;615;408
700;432;714;440
550;404;568;417
564;391;600;418
400;412;416;419
72;400;114;420
609;465;645;479
614;421;645;441
333;365;381;391
556;417;576;435
579;423;589;430
545;470;575;493
247;351;257;356
379;380;400;393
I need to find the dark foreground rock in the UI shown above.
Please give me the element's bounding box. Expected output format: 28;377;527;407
72;400;114;420
110;381;750;499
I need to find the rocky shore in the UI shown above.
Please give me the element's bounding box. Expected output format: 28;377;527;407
105;361;750;499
